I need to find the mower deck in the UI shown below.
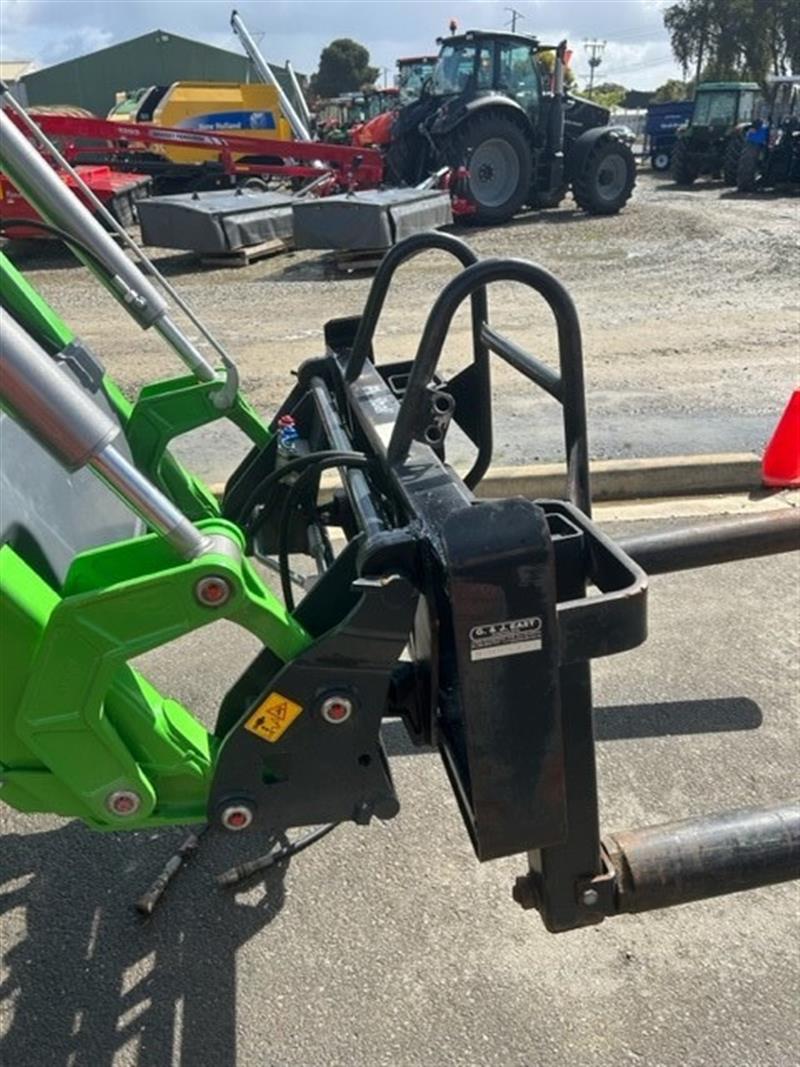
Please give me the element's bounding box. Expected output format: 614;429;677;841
137;185;453;255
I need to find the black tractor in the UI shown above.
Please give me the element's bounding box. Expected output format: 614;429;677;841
670;81;761;186
737;76;800;192
385;32;636;224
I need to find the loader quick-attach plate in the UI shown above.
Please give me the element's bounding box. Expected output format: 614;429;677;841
323;343;646;860
137;188;295;253
217;302;646;858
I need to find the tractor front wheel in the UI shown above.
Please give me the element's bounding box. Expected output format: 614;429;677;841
671;138;698;185
723;135;745;185
446;113;533;224
572;139;636;215
736;141;761;192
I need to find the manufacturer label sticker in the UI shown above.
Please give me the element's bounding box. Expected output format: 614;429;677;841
244;691;303;743
469;616;543;661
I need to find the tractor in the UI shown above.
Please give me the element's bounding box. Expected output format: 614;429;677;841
736;76;800;192
382;32;636;224
396;55;439;104
671;81;761;186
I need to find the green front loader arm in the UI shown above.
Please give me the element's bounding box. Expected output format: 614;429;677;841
1;521;311;830
0;254;296;830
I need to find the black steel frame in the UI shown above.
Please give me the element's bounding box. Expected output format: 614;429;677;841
218;232;800;933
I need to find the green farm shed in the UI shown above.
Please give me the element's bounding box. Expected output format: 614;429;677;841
19;29;301;117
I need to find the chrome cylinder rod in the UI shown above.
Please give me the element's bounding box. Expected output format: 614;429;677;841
1;311;209;559
0;108;216;382
1;85;240;394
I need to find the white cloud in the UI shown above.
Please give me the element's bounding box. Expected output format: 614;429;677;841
0;0;684;89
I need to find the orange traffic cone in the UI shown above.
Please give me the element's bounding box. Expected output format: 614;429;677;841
762;389;800;488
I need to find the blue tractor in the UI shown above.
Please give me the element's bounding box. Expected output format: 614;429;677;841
737;76;800;192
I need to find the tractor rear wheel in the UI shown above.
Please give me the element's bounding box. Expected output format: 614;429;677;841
723;135;744;185
736;141;761;192
671;138;699;185
571;139;636;215
446;112;532;224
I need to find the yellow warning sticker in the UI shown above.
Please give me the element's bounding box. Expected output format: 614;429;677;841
244;691;303;743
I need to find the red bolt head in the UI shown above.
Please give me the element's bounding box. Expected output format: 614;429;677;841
195;575;232;607
106;790;141;816
321;695;353;724
220;803;254;831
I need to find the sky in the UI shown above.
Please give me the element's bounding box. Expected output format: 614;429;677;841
0;0;684;91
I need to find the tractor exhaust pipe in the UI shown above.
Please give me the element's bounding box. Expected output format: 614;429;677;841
604;801;800;914
542;40;567;192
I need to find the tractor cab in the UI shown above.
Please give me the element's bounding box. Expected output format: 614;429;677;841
396;55;438;104
688;82;760;131
672;81;761;185
430;30;543;119
767;77;800;133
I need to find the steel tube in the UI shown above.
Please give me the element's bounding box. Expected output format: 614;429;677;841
0;109;216;382
619;510;800;575
0;110;166;328
308;377;384;538
155;315;217;383
387;258;592;516
604;801;800;914
481;323;563;400
344;231;492;491
286;61;312;129
231;11;311;141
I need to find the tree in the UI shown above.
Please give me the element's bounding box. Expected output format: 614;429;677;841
537;49;577;90
663;0;797;88
651;78;692;103
591;82;627;109
310;39;379;99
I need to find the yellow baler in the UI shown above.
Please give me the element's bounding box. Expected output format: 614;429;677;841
107;81;294;164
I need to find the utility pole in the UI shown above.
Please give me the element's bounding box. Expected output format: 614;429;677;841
584;38;606;99
505;7;524;33
381;67;391;88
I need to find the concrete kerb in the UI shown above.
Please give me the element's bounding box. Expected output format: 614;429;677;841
210;452;763;504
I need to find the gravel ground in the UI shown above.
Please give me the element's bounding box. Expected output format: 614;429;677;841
1;527;798;1067
5;169;799;483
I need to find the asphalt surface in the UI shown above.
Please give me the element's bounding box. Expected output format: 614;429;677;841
1;509;798;1067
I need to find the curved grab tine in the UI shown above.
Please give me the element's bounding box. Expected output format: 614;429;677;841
387;258;592;517
345;231;484;383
